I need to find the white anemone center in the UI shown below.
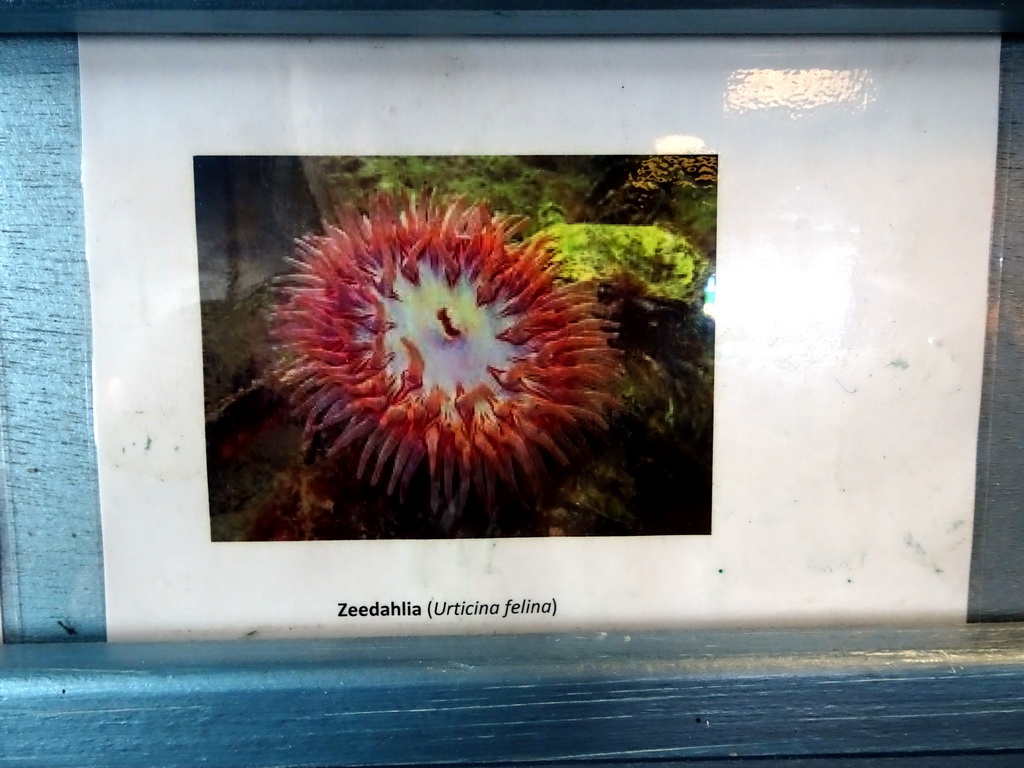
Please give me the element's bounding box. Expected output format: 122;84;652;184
383;269;519;399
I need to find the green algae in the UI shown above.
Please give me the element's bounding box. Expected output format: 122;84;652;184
310;155;593;237
541;221;706;303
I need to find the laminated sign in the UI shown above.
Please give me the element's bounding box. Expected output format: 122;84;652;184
80;36;999;640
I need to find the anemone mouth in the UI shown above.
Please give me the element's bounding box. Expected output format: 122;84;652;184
269;190;622;528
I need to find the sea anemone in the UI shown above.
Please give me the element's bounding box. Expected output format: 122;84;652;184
269;191;621;527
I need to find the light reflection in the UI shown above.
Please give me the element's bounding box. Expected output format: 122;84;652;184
723;242;854;372
703;274;717;319
724;68;876;118
655;134;709;154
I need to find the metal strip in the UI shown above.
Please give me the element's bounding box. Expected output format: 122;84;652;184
970;39;1024;622
0;37;105;643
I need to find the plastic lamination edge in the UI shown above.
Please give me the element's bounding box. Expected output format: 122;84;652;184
1;626;1024;767
0;37;105;643
0;2;1018;35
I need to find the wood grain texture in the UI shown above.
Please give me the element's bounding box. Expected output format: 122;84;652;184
0;1;1017;35
0;38;105;642
970;38;1024;622
2;626;1024;767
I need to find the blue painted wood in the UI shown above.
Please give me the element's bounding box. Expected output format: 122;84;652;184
0;1;1017;35
970;38;1024;622
0;37;105;643
2;626;1024;767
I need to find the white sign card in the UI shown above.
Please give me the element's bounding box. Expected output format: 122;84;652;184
80;36;999;641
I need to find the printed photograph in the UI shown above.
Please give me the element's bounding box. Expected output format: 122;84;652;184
196;155;716;540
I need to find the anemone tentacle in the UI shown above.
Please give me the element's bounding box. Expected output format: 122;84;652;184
269;191;621;525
